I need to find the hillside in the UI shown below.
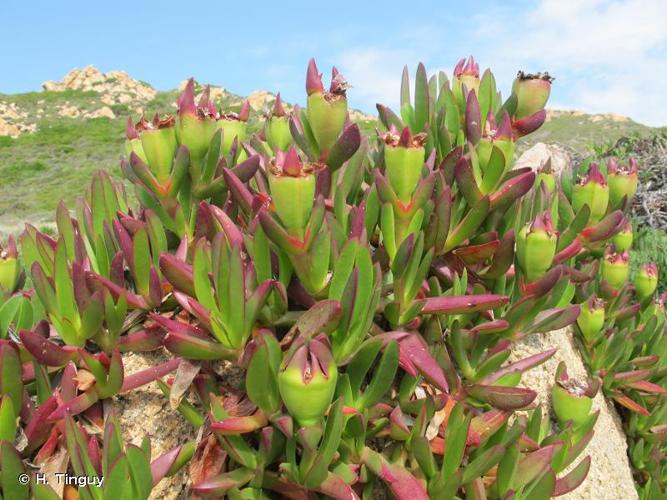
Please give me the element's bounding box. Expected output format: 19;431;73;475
0;66;661;232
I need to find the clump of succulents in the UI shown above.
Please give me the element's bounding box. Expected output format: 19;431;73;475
0;56;664;499
560;156;667;497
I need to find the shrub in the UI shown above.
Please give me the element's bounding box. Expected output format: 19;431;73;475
0;57;663;499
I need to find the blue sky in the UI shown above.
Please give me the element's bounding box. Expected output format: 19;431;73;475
2;0;665;125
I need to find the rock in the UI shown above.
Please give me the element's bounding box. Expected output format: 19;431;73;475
349;109;376;122
42;65;156;103
85;106;116;119
247;90;275;111
511;327;638;500
0;102;27;121
0;118;21;137
514;142;571;176
0;116;35;137
58;105;80;118
113;350;196;499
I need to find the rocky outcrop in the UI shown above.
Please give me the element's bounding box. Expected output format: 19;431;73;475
514;142;572;176
512;328;638;499
43;65;156;104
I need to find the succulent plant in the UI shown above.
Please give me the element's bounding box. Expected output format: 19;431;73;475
0;56;664;500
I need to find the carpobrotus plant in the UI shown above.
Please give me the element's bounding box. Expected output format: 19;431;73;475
0;56;663;499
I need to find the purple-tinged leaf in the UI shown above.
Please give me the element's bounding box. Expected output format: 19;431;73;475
440;146;463;186
223;168;254;214
397;333;448;392
521;266;565;297
623;380;667;394
327;124;361;172
259;209;306;255
515;443;562;488
160;254;194;296
88;273;149;310
553;238;582;264
120;357;181;393
613;368;653;384
465;91;482;144
19;328;79;366
318;472;360;500
454;240;500;265
613;393;650;416
489;171;536;211
47;391;99;421
467;384;536;410
163;328;236;360
525;305;580;334
191;467;255;496
470;410;511;441
150;444;186;485
553;456;591;496
470;319;510;335
422;294;508;315
455;157;483;205
173;292;211;327
24;395;57;452
613;303;641;321
211;411;268;435
117;328;163;352
482;348;557;385
482;229;515;279
512;110;546;137
361;447;429;500
580;210;624;243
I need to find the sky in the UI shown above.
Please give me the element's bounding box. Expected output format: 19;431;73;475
1;0;666;126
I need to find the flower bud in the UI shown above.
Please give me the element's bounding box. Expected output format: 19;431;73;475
511;71;552;119
552;363;596;427
601;247;629;290
572;163;609;223
611;218;633;252
125;117;148;163
0;237;20;295
176;79;217;162
635;262;658;303
265;94;292;152
129;114;178;183
278;334;338;427
535;158;556;194
217;100;250;157
607;157;638;209
477;112;515;191
454;56;480;97
306;59;348;157
268;147;315;238
382;127;426;203
576;295;605;344
516;212;558;283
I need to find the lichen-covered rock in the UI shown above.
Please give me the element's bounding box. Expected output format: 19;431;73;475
511;328;638;500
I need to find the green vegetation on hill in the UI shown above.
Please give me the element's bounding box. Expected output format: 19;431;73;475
0;86;664;233
520;112;660;153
